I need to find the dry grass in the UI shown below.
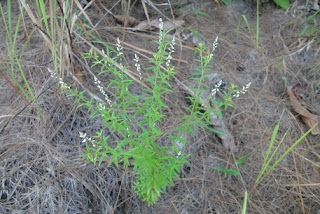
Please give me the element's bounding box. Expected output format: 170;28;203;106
0;0;319;213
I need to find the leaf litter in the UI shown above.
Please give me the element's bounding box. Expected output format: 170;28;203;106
287;84;320;135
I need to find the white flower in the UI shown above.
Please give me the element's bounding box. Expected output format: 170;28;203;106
134;54;142;80
232;82;251;98
126;127;130;137
79;132;97;147
208;36;218;61
94;76;112;107
166;36;176;67
209;80;223;97
176;151;181;158
169;36;175;52
48;68;71;90
166;55;172;67
159;18;163;31
158;18;164;49
99;103;106;110
212;36;218;51
79;132;87;143
210;88;218;97
116;37;123;57
79;132;86;138
215;80;222;88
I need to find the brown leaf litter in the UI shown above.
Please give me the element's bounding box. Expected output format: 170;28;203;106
287;84;320;135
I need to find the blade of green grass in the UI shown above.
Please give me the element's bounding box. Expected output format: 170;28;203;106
237;156;249;165
258;122;279;177
260;127;313;184
236;0;260;49
237;15;255;47
273;0;290;10
38;0;50;35
242;190;248;214
212;166;240;176
0;1;37;103
221;0;232;5
255;126;313;186
191;10;210;17
256;128;288;185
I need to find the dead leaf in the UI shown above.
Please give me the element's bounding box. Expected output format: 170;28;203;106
74;67;84;84
114;15;140;27
162;20;185;31
132;19;185;31
287;84;320;135
131;20;155;31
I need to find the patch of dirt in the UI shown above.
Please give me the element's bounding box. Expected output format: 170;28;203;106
0;0;319;213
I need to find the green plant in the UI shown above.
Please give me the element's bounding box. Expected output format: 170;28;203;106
48;18;244;205
220;0;232;5
190;10;210;17
35;0;71;82
273;0;290;9
21;0;73;96
235;0;292;48
0;0;39;111
212;155;249;214
9;0;74;115
236;0;260;49
212;117;313;213
221;0;290;10
300;9;320;38
255;119;313;186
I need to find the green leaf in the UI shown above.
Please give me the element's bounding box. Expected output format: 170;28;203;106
242;191;248;214
188;71;203;78
221;0;232;5
187;27;202;39
191;10;210;17
212;166;240;176
273;0;290;10
206;126;224;135
98;153;107;166
236;156;249;164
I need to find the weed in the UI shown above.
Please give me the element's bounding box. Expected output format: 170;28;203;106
236;0;290;48
221;0;290;10
255;119;313;186
220;0;232;5
0;0;40;113
212;154;249;213
236;0;260;49
212;116;313;213
47;17;247;205
300;9;320;38
273;0;290;9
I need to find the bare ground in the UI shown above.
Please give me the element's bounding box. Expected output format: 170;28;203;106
0;0;319;213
